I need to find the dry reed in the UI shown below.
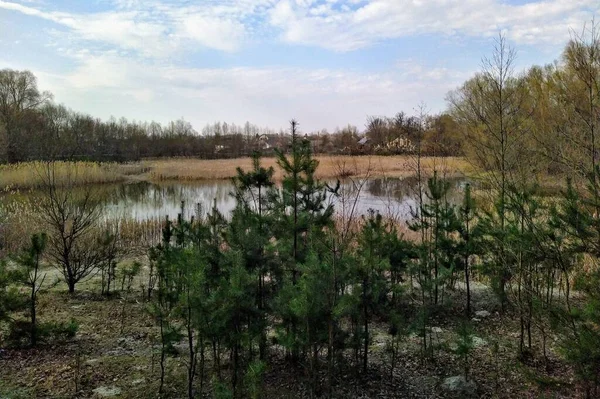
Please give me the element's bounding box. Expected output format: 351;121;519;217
0;161;142;192
144;155;469;182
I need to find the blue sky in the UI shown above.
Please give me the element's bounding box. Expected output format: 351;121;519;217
0;0;598;132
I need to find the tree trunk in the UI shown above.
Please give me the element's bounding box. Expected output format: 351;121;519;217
30;292;37;347
68;279;76;294
465;254;471;318
363;277;369;374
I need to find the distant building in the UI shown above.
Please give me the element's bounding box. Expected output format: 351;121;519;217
257;134;271;150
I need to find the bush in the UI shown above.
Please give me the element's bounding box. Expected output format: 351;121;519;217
39;319;79;341
7;319;78;346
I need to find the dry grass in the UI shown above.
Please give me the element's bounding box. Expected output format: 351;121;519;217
0;161;142;192
0;157;470;192
144;155;470;182
0;198;40;255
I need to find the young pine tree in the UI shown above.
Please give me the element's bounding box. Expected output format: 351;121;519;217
550;171;600;397
353;210;395;373
456;183;479;317
14;233;48;347
409;172;459;358
230;152;275;360
271;120;336;362
0;261;26;346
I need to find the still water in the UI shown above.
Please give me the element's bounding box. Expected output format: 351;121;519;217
101;177;467;222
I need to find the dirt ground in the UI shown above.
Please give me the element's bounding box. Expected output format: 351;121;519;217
0;271;581;398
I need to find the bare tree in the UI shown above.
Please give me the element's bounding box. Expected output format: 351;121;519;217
556;21;600;177
0;69;52;163
36;162;103;293
448;34;533;309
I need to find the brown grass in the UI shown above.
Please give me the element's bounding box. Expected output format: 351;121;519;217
144;155;470;182
0;156;470;192
0;161;145;192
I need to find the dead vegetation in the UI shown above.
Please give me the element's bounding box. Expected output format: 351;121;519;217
143;156;469;182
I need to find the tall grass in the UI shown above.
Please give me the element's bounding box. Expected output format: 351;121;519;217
0;161;143;192
145;155;469;182
101;217;165;251
0;199;39;255
0;156;470;191
0;198;165;257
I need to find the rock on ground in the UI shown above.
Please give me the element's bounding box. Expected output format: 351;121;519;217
92;386;121;397
441;375;477;397
472;336;487;348
474;310;491;318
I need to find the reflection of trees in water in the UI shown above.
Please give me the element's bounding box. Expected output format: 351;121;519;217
95;177;468;222
104;181;236;220
365;177;465;203
105;181;154;203
365;178;415;199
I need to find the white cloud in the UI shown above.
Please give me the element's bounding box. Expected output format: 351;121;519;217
2;0;597;56
0;0;252;55
395;58;475;80
2;0;598;132
268;0;599;51
30;53;464;131
180;14;244;52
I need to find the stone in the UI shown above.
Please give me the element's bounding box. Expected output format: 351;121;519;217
431;326;443;334
92;386;121;397
474;310;491;318
131;378;145;386
441;376;476;397
472;336;487;348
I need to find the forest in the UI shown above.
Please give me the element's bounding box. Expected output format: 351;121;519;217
0;22;600;399
0;68;461;162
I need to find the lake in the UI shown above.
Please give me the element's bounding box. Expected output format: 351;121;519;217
0;176;468;253
100;176;468;222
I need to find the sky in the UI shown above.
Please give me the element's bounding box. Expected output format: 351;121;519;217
0;0;598;132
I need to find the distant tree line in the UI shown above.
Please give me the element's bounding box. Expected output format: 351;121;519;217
0;69;463;164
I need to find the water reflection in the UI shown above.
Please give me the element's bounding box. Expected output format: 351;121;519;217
101;177;467;222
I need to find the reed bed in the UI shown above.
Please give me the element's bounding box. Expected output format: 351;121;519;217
0;156;470;192
0;161;143;192
0;199;41;255
102;216;165;251
0;208;164;258
144;155;469;182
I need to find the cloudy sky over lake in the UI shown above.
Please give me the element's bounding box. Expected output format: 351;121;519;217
1;0;598;131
